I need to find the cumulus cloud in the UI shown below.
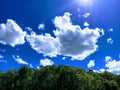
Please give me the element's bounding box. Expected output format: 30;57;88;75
107;37;113;44
26;12;104;60
26;32;61;57
87;60;95;68
0;19;26;47
12;55;28;65
53;12;103;60
105;56;112;62
105;56;120;74
38;23;45;30
40;58;54;66
84;21;89;27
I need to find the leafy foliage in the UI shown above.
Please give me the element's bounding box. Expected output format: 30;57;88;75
0;65;120;90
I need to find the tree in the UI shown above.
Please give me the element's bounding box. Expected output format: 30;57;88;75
0;65;120;90
56;65;79;90
0;69;18;90
16;66;34;90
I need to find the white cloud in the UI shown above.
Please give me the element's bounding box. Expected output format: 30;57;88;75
106;60;120;74
107;37;113;44
93;68;105;73
36;66;40;69
38;23;45;30
87;60;95;68
83;13;90;18
99;29;105;36
105;56;120;74
0;19;26;47
26;12;104;60
53;12;103;60
62;57;66;60
105;56;112;62
99;68;105;72
108;28;113;32
40;58;54;66
12;55;28;65
84;21;89;27
26;32;61;57
25;27;32;31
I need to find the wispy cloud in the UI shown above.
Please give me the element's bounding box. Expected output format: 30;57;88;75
12;55;28;65
83;13;90;18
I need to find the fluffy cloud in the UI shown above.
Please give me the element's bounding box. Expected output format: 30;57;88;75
0;19;26;47
84;21;89;27
53;12;103;60
105;56;112;62
26;12;104;60
12;55;28;65
105;56;120;74
38;23;45;30
26;32;61;57
87;60;95;68
107;37;113;44
40;58;54;66
99;68;105;72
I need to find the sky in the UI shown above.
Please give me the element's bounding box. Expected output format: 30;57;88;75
0;0;120;74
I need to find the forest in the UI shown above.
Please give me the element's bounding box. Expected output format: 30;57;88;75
0;65;120;90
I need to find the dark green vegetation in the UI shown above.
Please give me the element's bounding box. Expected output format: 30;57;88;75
0;65;120;90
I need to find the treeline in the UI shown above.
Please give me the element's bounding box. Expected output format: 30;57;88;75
0;65;120;90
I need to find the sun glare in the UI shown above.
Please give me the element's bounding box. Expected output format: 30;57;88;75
78;0;93;6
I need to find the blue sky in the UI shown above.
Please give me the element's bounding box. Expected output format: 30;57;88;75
0;0;120;74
